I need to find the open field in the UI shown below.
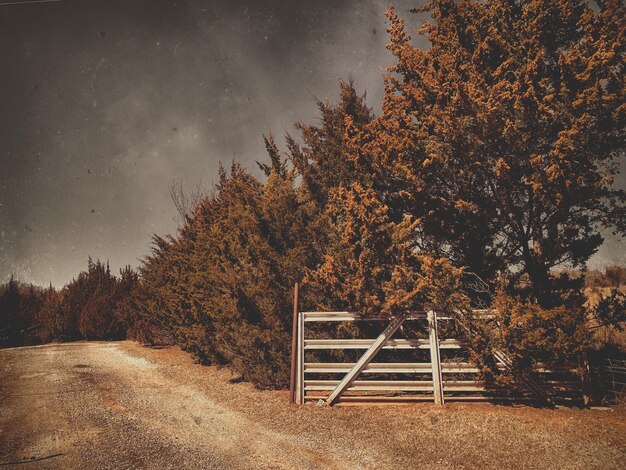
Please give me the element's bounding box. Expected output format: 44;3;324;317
1;342;625;469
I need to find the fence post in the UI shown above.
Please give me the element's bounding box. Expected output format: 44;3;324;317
289;283;299;404
428;310;444;405
579;350;591;407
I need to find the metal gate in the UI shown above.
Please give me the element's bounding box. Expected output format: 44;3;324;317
288;284;583;406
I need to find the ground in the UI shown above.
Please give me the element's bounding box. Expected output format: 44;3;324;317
1;342;624;469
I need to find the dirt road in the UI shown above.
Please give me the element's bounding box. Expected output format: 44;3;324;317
1;342;625;469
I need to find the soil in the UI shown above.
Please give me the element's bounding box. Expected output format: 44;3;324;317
1;341;624;469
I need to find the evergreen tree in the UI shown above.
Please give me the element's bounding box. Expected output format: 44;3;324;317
350;0;625;308
287;80;374;204
306;181;467;316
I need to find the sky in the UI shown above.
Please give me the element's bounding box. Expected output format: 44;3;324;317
0;0;624;287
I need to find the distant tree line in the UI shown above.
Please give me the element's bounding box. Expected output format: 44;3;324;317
2;1;624;390
0;260;139;348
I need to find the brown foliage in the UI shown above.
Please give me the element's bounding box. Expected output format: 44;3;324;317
305;182;468;316
493;292;590;366
1;260;139;347
347;0;625;309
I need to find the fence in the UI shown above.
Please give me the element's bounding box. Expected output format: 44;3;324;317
603;359;626;403
289;284;584;406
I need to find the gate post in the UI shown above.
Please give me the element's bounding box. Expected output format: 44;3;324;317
427;310;444;405
296;309;305;404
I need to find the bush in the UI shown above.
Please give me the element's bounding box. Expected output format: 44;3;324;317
493;293;590;369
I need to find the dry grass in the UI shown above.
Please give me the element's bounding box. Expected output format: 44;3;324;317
123;341;626;470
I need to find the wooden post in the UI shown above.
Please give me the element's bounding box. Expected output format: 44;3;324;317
326;313;408;406
579;350;591;407
289;283;299;404
427;310;444;405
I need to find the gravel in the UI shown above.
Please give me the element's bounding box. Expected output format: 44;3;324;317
1;341;624;469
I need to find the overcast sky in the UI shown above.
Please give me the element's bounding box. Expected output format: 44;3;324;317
1;0;624;287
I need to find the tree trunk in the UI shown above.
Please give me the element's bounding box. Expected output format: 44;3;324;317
520;233;553;309
525;236;553;309
527;259;553;308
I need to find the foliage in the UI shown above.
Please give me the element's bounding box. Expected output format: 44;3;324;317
0;277;49;347
125;161;325;387
586;265;626;289
124;2;625;387
125;83;377;388
288;79;374;204
305;182;468;316
74;259;124;340
1;260;140;348
493;291;590;366
347;0;625;310
591;288;626;331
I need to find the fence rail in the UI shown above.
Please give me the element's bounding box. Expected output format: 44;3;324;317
304;362;490;373
303;338;466;350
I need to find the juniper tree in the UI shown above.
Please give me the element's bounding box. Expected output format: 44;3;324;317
349;0;625;308
287;80;374;205
306;182;466;316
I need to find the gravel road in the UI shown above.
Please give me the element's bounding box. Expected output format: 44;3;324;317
1;342;625;470
0;342;352;469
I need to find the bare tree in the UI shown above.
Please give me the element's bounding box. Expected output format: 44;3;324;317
169;180;205;226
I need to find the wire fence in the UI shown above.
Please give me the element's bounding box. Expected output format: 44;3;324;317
602;359;626;404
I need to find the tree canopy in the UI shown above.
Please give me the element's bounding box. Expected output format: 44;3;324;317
348;0;625;308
